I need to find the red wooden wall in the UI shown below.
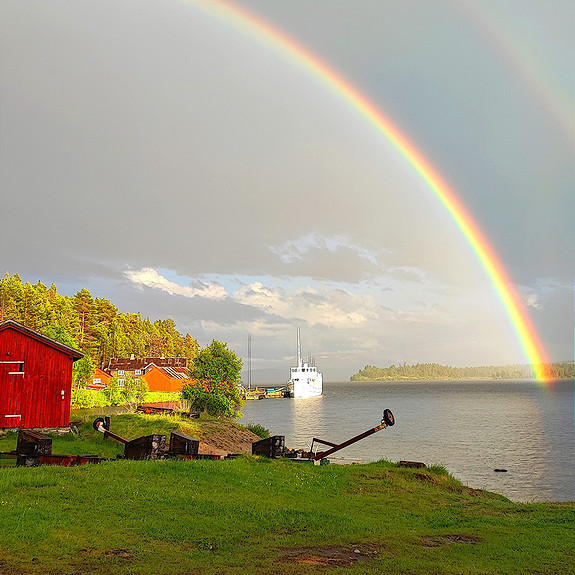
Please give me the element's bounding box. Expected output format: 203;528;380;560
142;366;187;393
0;323;82;428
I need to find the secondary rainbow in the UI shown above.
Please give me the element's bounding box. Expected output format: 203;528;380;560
183;0;552;382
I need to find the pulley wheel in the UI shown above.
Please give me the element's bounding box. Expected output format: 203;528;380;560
383;409;395;426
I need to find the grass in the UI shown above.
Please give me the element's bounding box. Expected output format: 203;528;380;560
0;415;573;574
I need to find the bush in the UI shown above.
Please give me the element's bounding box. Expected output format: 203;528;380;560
70;389;109;409
181;340;244;418
180;379;243;418
104;373;148;407
246;423;270;439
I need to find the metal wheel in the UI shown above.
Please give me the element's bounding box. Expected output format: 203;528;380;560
383;409;395;426
92;417;105;431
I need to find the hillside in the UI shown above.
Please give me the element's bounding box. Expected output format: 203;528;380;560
351;361;574;381
0;273;199;367
0;448;573;574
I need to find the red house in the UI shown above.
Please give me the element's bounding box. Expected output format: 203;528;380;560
0;320;83;429
88;367;111;390
142;364;189;393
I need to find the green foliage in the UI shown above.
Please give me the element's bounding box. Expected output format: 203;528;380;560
181;379;243;418
70;388;109;409
41;323;77;348
0;273;200;367
181;340;244;418
72;355;95;390
351;361;575;381
70;389;179;409
189;340;243;383
245;423;270;439
104;373;149;407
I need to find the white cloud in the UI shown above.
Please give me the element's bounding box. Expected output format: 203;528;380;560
125;268;227;300
234;281;378;327
270;233;380;265
526;293;541;309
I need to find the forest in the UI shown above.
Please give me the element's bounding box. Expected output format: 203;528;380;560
350;361;574;381
0;273;199;368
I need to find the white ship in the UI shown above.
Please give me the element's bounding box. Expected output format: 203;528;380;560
287;329;323;398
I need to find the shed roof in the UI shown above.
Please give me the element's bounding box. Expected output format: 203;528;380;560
0;319;84;360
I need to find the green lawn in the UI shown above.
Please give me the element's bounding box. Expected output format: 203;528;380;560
0;416;573;574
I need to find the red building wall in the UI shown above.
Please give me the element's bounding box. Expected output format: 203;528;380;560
0;322;82;428
142;366;187;393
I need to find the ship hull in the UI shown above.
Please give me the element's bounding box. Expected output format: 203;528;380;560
288;371;323;398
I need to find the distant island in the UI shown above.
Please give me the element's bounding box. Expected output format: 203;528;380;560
350;361;574;381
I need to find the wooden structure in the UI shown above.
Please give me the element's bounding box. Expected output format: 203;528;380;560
252;436;286;459
141;364;188;392
0;320;83;429
87;367;111;390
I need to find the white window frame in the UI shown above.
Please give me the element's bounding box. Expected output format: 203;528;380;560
1;360;24;375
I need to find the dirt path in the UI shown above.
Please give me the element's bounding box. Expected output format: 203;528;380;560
197;420;261;456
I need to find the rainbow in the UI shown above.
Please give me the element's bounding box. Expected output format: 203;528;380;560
182;0;552;382
453;0;574;146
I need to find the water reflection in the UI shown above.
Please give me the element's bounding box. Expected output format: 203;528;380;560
242;379;574;502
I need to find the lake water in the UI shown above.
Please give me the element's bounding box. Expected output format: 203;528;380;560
241;379;574;503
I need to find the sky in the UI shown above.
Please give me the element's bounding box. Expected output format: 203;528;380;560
1;0;573;382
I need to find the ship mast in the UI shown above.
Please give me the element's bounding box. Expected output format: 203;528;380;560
247;333;252;390
297;327;302;368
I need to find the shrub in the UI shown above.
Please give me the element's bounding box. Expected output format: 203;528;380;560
180;379;243;418
104;373;148;407
246;423;270;439
70;389;109;408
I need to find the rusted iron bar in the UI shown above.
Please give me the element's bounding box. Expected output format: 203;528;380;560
311;409;395;461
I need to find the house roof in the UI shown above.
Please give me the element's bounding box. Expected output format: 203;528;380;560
145;364;189;380
0;319;84;360
108;357;188;371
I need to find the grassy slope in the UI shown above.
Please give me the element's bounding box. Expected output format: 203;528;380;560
0;417;573;575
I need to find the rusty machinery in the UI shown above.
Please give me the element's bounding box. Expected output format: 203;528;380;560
252;409;395;462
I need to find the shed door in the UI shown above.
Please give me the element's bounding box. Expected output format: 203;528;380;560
0;363;24;428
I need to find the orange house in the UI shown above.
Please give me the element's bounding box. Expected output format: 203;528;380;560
88;368;111;390
142;364;188;393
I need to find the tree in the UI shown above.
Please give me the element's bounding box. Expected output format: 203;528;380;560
181;340;243;418
42;324;77;348
189;340;243;383
72;356;95;391
104;373;148;407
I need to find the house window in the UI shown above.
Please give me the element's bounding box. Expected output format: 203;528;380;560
118;379;125;387
93;378;102;384
134;369;142;375
8;362;24;375
118;370;125;376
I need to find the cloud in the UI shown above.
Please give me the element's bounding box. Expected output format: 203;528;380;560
526;294;541;309
234;282;378;327
270;233;380;265
125;268;227;300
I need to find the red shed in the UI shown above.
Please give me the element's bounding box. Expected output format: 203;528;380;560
0;320;83;429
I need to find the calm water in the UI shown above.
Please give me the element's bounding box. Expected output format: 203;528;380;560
242;379;575;503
